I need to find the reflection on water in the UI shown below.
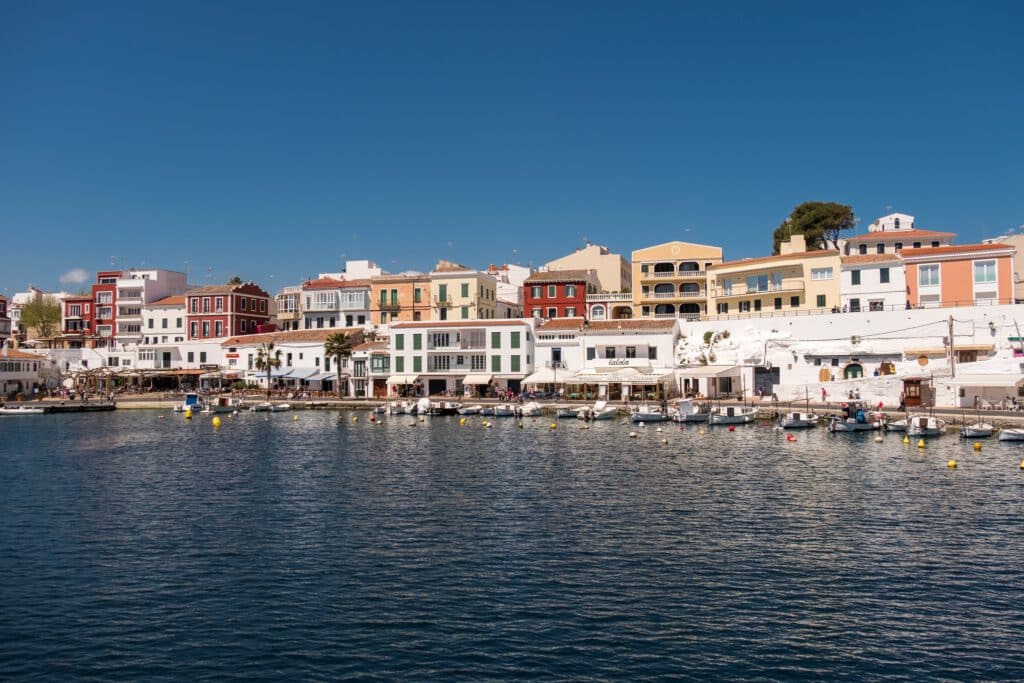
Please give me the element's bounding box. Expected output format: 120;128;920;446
2;410;1024;679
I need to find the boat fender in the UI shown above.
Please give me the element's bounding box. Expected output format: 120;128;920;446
728;426;735;432
786;434;796;442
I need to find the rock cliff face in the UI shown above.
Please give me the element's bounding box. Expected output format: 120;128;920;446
675;327;794;367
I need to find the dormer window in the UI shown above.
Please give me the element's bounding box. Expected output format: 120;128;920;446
894;217;901;230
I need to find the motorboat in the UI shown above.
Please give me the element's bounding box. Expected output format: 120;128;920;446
556;406;583;418
631;404;670;423
492;405;516;417
672;398;710;423
457;404;482;415
778;411;819;429
827;401;882;432
479;406;496;416
389;400;418;415
373;405;387;414
961;422;994;438
429;401;459;416
250;402;292;412
906;414;947;437
578;400;618;421
998;428;1024;442
517;402;543;418
202;396;244;414
0;404;46;415
708;405;758;425
886;418;907;432
173;392;206;413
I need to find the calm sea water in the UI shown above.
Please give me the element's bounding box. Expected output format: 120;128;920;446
2;409;1024;680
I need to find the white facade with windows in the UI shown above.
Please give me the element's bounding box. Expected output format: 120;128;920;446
840;256;907;312
388;320;535;396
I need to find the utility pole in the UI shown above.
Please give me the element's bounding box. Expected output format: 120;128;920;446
948;315;956;378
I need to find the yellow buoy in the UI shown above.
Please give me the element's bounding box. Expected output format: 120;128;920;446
917;439;926;449
550;423;557;429
1019;459;1024;470
293;414;299;421
518;422;524;428
973;442;982;451
699;429;705;435
902;435;910;445
419;416;425;422
947;459;957;468
212;416;221;428
352;416;358;422
661;438;668;444
184;409;192;420
459;417;466;425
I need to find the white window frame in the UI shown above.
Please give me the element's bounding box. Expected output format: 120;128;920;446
811;268;834;281
919;264;940;287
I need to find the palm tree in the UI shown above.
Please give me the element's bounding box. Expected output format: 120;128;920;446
254;342;281;400
324;332;354;398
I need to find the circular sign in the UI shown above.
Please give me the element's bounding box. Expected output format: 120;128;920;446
917;355;929;366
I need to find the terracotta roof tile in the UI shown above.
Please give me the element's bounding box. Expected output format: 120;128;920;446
899;243;1015;259
840;254;902;266
302;278;372;290
536;318;587;332
220;328;365;347
353;340;389;351
524;270;593;284
583;319;677;332
0;348;49;360
391;319;529;329
709;250;840;270
847;229;954;242
148;295;186;307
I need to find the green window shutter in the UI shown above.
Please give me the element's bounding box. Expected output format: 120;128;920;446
380;290;387;304
461;306;469;319
461;283;469;297
414;288;421;303
395;334;404;351
491;355;501;372
438;284;447;300
511;355;520;372
391;289;398;305
491;331;500;349
510;331;520;348
413;356;422;373
413;334;422;350
395;357;404;372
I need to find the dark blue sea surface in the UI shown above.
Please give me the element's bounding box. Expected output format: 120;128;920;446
2;409;1024;680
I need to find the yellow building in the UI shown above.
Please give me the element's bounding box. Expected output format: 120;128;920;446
429;261;499;321
631;241;723;320
706;234;841;318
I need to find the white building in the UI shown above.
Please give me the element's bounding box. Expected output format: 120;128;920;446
318;259;384;281
387;319;535;396
841;212;954;256
228;328;363;395
0;348;55;397
300;278;372;330
112;269;188;345
351;339;390;399
528;319;680;400
839;254;907;312
138;295;187;369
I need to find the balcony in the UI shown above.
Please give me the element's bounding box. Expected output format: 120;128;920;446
379;301;401;311
654;312;701;320
433;296;453;307
649;291;705;299
586;292;633;302
713;282;805;299
642;270;706;280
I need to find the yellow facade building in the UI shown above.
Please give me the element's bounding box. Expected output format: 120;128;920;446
705;234;841;318
429;261;499;321
631;241;723;320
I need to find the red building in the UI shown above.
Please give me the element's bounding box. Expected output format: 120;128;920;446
186;283;272;340
0;294;10;346
61;295;94;347
523;269;599;320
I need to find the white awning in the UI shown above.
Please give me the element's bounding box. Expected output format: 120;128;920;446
270;368;293;378
288;367;320;380
386;374;420;385
462;373;493;385
950;374;1024;388
625;370;676;385
308;371;337;382
575;367;674;384
523;368;573;385
677;365;740;378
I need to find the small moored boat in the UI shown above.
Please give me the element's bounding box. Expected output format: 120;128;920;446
906;414;947;437
517;402;543;418
961;422;994;438
0;404;46;415
250;402;292;412
556;406;582;418
779;411;819;429
457;404;482;415
579;400;618;421
708;405;757;425
672;398;711;423
202;396;244;414
173;392;206;413
998;428;1024;442
828;401;882;432
631;404;670;423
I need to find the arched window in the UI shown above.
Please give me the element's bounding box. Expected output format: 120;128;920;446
654;304;676;316
590;305;606;320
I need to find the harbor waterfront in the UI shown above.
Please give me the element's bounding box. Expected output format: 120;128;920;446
3;411;1024;679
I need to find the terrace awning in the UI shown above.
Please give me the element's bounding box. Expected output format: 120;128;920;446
288;367;320;380
308;371;337;382
676;365;740;378
523;368;573;385
386;374;420;385
462;373;493;385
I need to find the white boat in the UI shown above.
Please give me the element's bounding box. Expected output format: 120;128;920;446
479;406;496;416
708;405;757;425
779;410;819;429
579;400;618;421
492;405;516;417
886;419;907;432
457;404;482;415
373;405;387;414
556;406;582;418
389;400;416;415
173;392;206;413
250;402;292;413
961;422;994;438
998;428;1024;442
517;402;543;418
631;404;670;423
906;414;947;437
428;401;460;416
672;398;710;423
202;396;244;414
0;404;46;415
828;402;882;432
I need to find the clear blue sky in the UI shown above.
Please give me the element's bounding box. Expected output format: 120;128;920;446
2;0;1022;297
